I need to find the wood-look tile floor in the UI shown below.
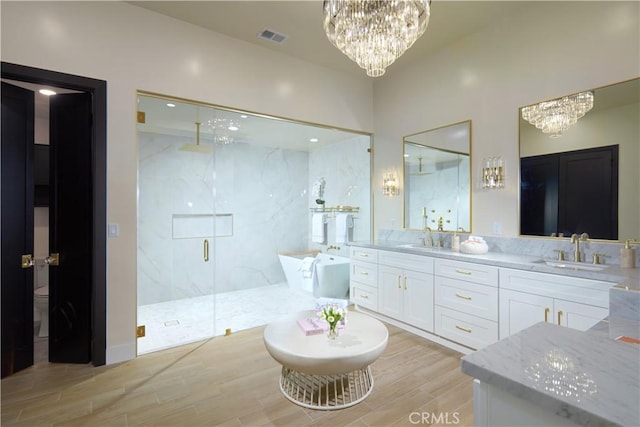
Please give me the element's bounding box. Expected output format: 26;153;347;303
1;323;473;426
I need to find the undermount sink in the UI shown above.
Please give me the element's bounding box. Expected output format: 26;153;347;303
534;259;606;272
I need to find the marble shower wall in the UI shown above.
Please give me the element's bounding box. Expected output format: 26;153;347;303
308;135;372;249
138;132;308;305
138;132;370;305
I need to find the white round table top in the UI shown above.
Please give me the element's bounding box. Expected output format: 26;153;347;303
263;310;388;375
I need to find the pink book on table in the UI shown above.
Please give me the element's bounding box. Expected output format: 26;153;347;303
297;318;325;335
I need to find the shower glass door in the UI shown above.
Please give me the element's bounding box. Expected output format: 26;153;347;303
136;94;216;355
136;91;373;355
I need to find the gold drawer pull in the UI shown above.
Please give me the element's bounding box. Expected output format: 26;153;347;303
397;275;402;289
455;269;472;275
455;325;472;333
455;292;472;300
358;253;369;257
359;294;369;299
544;307;550;322
404;276;408;290
359;271;369;275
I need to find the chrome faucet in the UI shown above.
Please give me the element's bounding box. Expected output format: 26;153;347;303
570;233;589;262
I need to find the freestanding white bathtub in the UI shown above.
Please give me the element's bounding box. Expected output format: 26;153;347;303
278;251;350;298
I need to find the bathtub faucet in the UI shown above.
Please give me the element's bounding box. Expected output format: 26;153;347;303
327;245;341;251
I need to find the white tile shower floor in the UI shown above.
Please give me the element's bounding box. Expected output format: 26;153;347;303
137;283;317;355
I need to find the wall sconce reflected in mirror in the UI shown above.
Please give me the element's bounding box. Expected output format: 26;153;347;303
383;172;399;196
482;157;505;189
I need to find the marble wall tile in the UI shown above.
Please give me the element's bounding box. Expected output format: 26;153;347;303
138;132;371;304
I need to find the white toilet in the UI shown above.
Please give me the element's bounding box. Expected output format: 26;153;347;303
34;285;49;337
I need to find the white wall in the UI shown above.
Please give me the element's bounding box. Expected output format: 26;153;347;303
1;1;373;364
373;1;639;239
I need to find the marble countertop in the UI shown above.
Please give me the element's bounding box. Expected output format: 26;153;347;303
350;240;640;291
460;322;640;426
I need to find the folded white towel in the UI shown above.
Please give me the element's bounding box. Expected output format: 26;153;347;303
335;213;354;244
299;257;316;278
312;213;327;243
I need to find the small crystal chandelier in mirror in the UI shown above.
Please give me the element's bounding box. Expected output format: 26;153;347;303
323;0;431;77
521;91;594;138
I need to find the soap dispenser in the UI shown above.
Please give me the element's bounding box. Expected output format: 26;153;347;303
620;240;636;269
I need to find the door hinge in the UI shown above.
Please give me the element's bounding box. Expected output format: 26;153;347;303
137;111;146;124
136;325;146;338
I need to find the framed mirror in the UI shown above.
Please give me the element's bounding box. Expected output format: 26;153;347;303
519;78;639;241
403;120;471;232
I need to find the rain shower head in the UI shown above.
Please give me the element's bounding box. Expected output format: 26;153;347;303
180;122;214;153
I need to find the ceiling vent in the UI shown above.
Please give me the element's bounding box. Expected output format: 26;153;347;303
258;28;288;44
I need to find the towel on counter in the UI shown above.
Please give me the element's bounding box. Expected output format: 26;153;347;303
312;213;327;243
335;213;354;244
299;257;317;278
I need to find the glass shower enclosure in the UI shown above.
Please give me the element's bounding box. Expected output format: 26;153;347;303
136;92;371;355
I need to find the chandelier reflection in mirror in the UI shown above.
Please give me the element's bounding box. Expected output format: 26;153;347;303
521;91;594;138
323;0;430;77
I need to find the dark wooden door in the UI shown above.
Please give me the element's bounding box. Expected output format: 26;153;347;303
48;93;93;363
1;81;35;377
558;146;618;239
520;155;559;236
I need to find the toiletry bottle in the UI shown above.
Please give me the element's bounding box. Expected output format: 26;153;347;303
620;240;636;269
452;233;460;252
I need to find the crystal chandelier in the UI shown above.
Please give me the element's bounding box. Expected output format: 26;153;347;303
207;117;239;145
521;91;594;138
323;0;430;77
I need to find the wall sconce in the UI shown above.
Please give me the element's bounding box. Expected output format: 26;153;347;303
482;157;505;189
383;172;399;196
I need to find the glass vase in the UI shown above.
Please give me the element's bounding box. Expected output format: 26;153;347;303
327;324;338;340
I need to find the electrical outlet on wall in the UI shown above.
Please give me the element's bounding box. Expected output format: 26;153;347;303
492;221;502;235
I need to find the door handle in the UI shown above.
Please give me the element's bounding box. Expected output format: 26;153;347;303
45;253;60;266
21;254;34;269
404;276;407;290
557;310;563;325
544;307;550;322
204;239;209;262
397;275;402;289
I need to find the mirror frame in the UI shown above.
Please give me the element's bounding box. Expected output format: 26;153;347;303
518;78;639;242
402;120;472;233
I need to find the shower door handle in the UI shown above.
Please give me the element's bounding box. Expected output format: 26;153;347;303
204;239;209;262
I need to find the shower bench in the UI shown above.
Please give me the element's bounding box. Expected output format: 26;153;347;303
263;310;388;410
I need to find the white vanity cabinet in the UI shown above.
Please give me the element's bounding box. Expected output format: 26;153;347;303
499;268;611;339
378;250;434;332
349;246;378;311
434;259;499;349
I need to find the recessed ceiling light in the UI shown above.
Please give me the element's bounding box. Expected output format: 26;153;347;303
39;89;57;96
309;138;319;143
166;103;176;108
228;125;239;131
240;115;248;119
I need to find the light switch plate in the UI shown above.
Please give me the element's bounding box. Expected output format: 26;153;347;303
108;223;119;237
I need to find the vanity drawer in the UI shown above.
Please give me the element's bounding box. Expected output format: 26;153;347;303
350;260;378;287
435;306;498;350
351;282;377;311
435;259;498;287
350;246;378;263
378;250;434;274
435;276;498;321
